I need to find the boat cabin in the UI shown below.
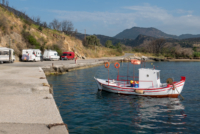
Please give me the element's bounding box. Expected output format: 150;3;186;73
139;68;161;88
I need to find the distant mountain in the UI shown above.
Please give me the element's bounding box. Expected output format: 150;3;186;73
114;27;177;39
76;27;200;49
178;34;200;39
114;27;200;40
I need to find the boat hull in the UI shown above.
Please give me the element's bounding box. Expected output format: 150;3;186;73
94;77;185;98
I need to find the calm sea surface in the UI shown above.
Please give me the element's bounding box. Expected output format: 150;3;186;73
47;62;200;134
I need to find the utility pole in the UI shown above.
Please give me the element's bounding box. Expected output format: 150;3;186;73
9;37;11;48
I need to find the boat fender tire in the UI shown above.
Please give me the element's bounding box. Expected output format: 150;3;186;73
104;62;110;68
114;62;120;69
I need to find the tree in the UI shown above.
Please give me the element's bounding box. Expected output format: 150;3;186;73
115;42;122;49
83;35;101;47
42;22;48;28
5;0;8;7
105;40;113;48
36;16;41;26
49;19;61;31
61;20;74;35
149;38;165;55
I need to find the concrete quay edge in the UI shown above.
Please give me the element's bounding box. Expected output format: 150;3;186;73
0;66;69;134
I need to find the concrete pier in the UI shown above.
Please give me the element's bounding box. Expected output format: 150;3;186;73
0;66;68;134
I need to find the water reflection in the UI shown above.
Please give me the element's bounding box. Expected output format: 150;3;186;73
97;90;186;130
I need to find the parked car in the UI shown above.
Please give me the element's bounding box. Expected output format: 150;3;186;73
0;47;15;64
21;49;42;62
61;51;75;60
43;50;60;61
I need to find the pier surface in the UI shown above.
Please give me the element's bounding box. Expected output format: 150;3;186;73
0;54;133;134
0;66;68;134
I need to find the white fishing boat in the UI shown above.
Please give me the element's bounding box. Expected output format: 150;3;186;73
94;60;186;98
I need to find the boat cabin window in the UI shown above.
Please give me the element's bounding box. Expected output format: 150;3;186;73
0;51;2;55
147;74;149;77
157;72;160;79
54;53;57;56
69;54;72;56
63;54;67;56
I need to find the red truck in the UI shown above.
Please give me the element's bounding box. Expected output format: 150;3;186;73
61;52;75;60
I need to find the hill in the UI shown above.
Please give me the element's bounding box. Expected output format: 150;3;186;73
114;27;200;40
114;27;177;39
0;4;123;60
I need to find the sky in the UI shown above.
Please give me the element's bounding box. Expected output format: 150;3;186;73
7;0;200;37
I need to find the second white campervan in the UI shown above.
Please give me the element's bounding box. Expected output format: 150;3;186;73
21;49;42;62
43;50;60;61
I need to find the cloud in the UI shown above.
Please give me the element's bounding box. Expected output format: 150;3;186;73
49;4;200;36
176;9;193;14
50;10;137;28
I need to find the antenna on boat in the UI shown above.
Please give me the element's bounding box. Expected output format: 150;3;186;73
104;62;110;85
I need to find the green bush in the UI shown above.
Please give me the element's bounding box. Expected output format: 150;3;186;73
10;26;13;30
117;47;123;53
24;19;32;26
193;52;200;57
38;26;43;31
27;35;40;49
23;25;27;30
84;35;101;47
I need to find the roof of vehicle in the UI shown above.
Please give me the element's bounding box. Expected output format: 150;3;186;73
0;47;14;51
44;49;58;52
63;51;74;53
22;49;41;51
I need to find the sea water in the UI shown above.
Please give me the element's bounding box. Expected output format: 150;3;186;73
47;62;200;133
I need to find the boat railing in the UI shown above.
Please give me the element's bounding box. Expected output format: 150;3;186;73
117;75;139;82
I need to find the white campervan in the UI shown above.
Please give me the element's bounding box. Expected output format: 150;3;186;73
21;49;42;62
0;47;15;64
43;50;60;61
